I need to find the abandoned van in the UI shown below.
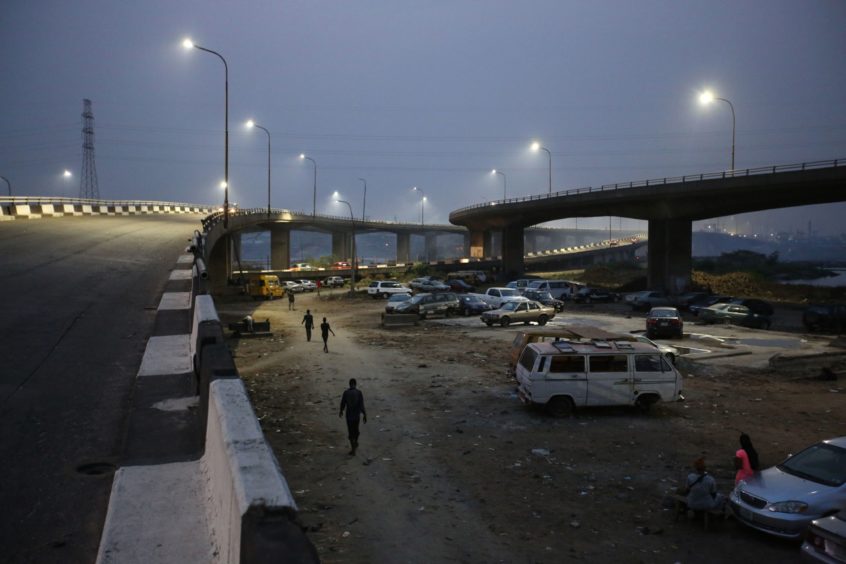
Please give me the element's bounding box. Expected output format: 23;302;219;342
247;274;284;300
515;339;683;416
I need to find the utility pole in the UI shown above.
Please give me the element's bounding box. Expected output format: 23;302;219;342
79;99;99;199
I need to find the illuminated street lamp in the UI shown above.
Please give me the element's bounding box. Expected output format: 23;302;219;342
699;90;736;171
183;38;230;227
246;119;272;216
531;141;552;194
491;169;507;200
63;170;72;178
299;153;317;217
335;198;357;293
0;175;10;196
412;186;426;225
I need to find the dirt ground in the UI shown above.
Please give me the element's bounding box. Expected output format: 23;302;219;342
218;289;846;564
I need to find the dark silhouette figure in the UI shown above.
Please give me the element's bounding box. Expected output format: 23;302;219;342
301;309;314;341
287;290;295;310
320;317;335;353
339;378;367;455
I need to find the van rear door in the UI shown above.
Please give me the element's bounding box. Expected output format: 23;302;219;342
585;354;633;406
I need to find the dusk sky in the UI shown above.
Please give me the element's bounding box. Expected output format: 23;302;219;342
2;1;845;233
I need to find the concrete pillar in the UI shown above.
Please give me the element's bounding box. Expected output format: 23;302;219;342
501;225;525;279
208;233;231;294
647;218;692;294
332;230;351;260
270;225;291;270
463;233;471;258
524;232;537;253
396;232;411;263
469;230;485;259
424;232;438;262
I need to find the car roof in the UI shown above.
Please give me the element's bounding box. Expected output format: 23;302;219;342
530;340;659;355
824;437;846;449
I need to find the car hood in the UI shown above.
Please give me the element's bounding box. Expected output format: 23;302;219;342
737;466;838;503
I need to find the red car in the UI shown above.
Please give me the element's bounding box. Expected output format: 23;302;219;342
646;307;683;339
448;279;474;293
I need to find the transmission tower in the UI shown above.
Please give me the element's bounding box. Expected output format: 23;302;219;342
79;98;100;199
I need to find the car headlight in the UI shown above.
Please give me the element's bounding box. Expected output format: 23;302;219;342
767;501;808;514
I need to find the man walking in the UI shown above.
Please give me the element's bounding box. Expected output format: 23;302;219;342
301;309;314;342
339;378;366;455
320;317;335;353
288;289;295;311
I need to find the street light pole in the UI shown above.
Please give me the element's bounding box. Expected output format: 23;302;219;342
699;91;736;171
0;175;10;196
412;186;426;225
300;154;317;217
531;142;552;194
336;199;356;295
358;178;367;221
246;120;271;216
491;169;507;200
184;39;230;228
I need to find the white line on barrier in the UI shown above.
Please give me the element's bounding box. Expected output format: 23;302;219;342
168;270;193;281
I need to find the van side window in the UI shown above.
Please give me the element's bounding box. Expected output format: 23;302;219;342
518;348;538;372
589;355;628;372
550;355;585;373
635;354;664;372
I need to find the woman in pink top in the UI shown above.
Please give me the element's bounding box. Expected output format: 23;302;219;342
734;433;760;484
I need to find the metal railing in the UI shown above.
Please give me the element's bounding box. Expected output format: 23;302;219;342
450;158;844;215
201;207;459;232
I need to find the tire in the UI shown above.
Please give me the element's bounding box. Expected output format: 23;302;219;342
546;396;574;418
419;311;427;320
500;316;511;328
537;315;548;326
382;293;389;299
635;394;657;413
485;321;493;327
445;308;453;318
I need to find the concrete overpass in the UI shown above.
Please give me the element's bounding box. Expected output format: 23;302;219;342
450;158;846;292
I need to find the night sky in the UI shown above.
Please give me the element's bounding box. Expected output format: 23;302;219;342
2;0;845;234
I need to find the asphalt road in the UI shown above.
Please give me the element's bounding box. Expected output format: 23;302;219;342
0;215;202;563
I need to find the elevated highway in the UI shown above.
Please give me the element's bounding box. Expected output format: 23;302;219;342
450;159;846;292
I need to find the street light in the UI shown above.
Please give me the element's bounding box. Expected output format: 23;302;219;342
531;141;552;194
246;119;272;216
699;90;736;171
491;169;507;200
183;38;230;227
0;175;10;196
335;198;356;294
358;178;367;221
299;153;317;217
412;186;426;225
63;170;72;178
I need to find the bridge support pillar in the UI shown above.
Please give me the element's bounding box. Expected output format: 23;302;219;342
463;233;470;258
525;232;538;254
425;232;438;262
501;226;524;279
648;219;692;294
208;233;233;293
332;230;351;261
270;225;291;270
468;230;484;259
396;232;411;263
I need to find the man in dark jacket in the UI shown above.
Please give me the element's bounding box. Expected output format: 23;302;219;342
339;378;367;455
301;309;314;341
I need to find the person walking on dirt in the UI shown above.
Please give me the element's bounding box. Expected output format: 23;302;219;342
320;317;335;353
339;378;367;455
288;290;295;311
301;309;314;342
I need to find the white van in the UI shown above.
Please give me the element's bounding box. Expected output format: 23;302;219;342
527;279;584;300
515;339;683;416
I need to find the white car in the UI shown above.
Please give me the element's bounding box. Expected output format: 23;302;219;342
297;279;317;292
282;280;304;293
367;280;411;299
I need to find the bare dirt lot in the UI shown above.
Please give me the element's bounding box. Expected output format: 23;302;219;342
218;290;846;564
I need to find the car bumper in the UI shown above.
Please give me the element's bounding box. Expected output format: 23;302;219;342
729;495;814;539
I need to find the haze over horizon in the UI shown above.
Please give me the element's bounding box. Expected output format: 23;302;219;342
3;0;845;234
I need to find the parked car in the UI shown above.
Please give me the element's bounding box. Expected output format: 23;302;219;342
699;303;772;329
456;294;493;316
688;294;733;316
505;279;539;293
646;307;683;339
282;280;304;293
418;278;450;292
447;270;487;285
296;279;317;292
481;300;555;327
393;292;459;318
527;279;584;301
801;511;846;562
803;304;846;333
633;334;679;364
522;289;564;312
324;276;345;288
731;298;774;317
674;291;712;311
447;278;474;293
730;436;846;539
572;287;619;304
367;280;411;299
629;291;672;311
384;293;413;313
409;276;434;290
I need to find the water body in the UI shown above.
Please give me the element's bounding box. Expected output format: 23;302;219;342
782;269;846;287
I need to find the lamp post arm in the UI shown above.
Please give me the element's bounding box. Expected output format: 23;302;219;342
358;178;367;221
0;175;10;196
717;97;736;171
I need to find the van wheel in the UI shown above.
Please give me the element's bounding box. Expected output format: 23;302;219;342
485;321;493;327
382;293;390;299
500;316;511;327
546;396;574;418
537;315;548;326
635;395;657;413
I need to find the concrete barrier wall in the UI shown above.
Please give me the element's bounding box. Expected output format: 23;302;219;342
0;202;213;220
